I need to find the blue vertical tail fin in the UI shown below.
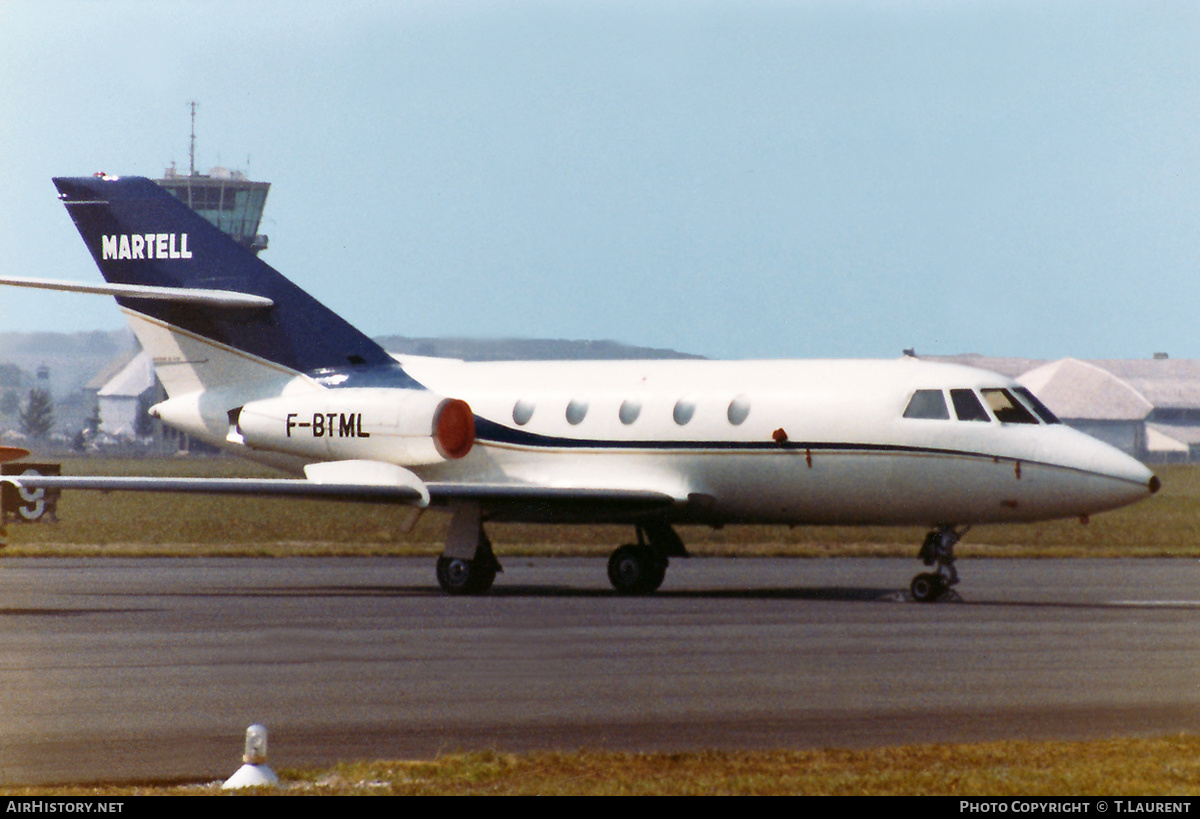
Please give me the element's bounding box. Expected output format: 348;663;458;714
53;175;397;395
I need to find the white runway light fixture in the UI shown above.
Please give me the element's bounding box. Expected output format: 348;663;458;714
222;723;280;790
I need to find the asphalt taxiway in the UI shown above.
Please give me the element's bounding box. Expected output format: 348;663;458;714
0;556;1197;785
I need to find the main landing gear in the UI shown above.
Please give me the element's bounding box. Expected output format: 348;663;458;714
434;506;688;596
910;524;969;603
436;535;500;595
436;505;502;596
607;519;688;595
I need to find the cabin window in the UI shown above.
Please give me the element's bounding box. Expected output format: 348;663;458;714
727;395;751;425
950;389;990;422
566;399;588;425
619;400;642;425
1012;387;1061;424
980;388;1038;424
903;389;950;420
512;399;535;426
673;398;696;426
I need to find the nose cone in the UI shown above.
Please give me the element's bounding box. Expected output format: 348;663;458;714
1052;426;1159;514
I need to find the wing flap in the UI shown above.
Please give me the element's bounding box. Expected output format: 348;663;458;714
426;482;680;522
427;483;676;505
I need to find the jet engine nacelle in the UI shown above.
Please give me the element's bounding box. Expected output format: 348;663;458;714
235;388;475;466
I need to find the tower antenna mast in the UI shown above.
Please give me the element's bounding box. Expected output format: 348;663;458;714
188;101;198;177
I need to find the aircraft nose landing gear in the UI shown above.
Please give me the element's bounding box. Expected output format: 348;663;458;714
909;571;948;603
910;524;968;603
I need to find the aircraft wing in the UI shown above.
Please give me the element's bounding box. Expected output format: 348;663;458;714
0;474;679;514
0;475;427;503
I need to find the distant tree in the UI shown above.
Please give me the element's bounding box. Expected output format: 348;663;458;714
0;390;18;416
0;364;21;388
135;393;155;438
19;388;54;439
86;403;103;436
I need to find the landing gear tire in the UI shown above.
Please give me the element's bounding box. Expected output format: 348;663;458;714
607;544;667;595
910;572;947;603
910;523;969;603
436;556;497;596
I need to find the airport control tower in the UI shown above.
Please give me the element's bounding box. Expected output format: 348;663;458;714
153;104;270;254
156;165;270;254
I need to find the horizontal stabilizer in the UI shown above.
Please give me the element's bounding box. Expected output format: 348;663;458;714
0;276;274;309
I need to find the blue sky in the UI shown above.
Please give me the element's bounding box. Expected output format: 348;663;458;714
1;0;1197;361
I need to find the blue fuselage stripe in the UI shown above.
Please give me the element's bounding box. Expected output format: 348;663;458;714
473;417;980;459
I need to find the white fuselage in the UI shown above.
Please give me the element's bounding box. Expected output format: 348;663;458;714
401;356;1153;526
169;351;1156;529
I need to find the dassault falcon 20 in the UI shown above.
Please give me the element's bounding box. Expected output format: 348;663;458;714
0;174;1159;601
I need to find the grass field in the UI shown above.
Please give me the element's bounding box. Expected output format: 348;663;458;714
10;736;1200;795
1;457;1193;559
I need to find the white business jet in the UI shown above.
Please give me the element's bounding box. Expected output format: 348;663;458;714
0;175;1159;601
